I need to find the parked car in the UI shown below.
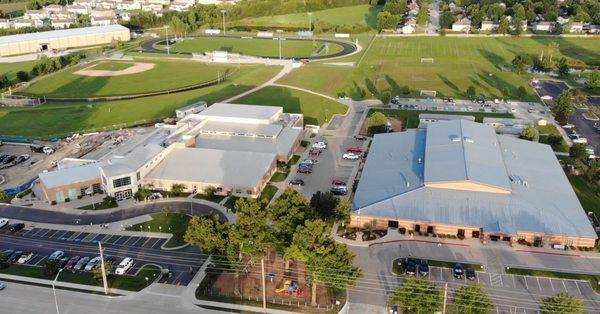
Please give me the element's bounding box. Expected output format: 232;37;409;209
343;153;360;160
64;256;81;270
56;257;69;268
354;135;367;141
17;252;34;264
466;267;476;281
2;155;16;164
297;168;312;174
331;180;346;186
453;263;464;279
308;149;322;157
0;154;9;162
8;223;24;232
15;154;30;164
84;257;101;271
0;281;5;290
346;147;362;154
419;260;429;276
0;218;8;229
289;179;305;186
330;186;348;196
42;146;55;155
405;259;417;276
573;137;588;144
562;124;575;129
7;251;23;263
1;250;14;262
311;141;327;149
115;258;134;275
74;257;90;270
48;250;65;261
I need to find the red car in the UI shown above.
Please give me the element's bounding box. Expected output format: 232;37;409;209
64;256;80;270
309;150;322;157
331;180;346;186
346;147;362;153
297;168;313;174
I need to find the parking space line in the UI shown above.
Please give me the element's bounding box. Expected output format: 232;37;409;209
21;229;34;237
101;234;113;242
574;280;583;295
562;280;567;292
68;232;81;241
131;237;145;247
549;278;555;291
45;230;60;238
523;276;528;290
82;233;97;242
512;275;516;288
40;229;54;238
53;230;68;239
536;277;541;290
141;238;153;247
151;239;164;248
34;256;46;266
32;229;46;236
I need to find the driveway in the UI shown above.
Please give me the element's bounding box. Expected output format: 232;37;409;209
427;0;441;34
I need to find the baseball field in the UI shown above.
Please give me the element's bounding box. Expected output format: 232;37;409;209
20;59;235;98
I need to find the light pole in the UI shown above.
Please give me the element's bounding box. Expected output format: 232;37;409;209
221;10;226;34
52;268;64;314
307;12;312;32
164;25;170;56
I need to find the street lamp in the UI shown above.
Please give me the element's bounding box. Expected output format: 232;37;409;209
221;10;226;34
52;268;64;314
164;25;170;56
307;12;312;32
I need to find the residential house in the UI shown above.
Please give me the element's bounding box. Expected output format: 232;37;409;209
96;0;118;9
556;16;569;25
480;21;498;31
141;3;163;12
169;1;194;12
0;19;11;29
534;21;554;32
13;18;43;28
116;10;131;21
43;4;64;14
401;18;417;34
452;17;471;32
588;24;600;34
72;0;96;8
51;18;76;28
24;10;49;20
117;1;141;10
66;5;91;15
148;0;171;5
569;22;583;33
91;8;117;19
91;16;115;26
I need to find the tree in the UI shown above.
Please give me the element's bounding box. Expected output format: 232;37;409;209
384;0;407;16
332;199;352;225
512;55;528;74
368;111;389;134
376;11;399;31
169;16;189;37
497;16;509;34
546;135;564;151
309;191;340;220
557;57;569;77
417;6;428;25
16;71;29;82
552;90;574;124
466;85;477;99
204;186;217;197
513;3;526;20
0;75;12;90
540;293;584;314
379;90;392;106
268;187;309;247
285;220;361;306
501;87;511;99
171;183;186;196
93;262;112;281
0;190;12;203
161;206;170;217
185;214;229;254
513;17;524;36
585;70;600;90
517;86;528;99
520;124;539;142
452;285;494;314
440;11;456;29
570;143;588;161
388;277;443;314
43;259;61;276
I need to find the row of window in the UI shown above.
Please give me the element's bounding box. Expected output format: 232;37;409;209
113;176;131;188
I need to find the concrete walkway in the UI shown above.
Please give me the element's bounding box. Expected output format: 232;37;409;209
0;273;134;296
220;60;294;103
271;83;340;101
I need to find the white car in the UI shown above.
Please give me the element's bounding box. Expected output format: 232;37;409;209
573;138;588;144
0;218;8;229
115;257;134;275
510;108;516;113
343;153;360;160
17;252;34;264
562;124;575;129
42;146;54;155
311;142;327;149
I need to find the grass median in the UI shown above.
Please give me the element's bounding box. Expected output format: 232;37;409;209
368;108;513;129
127;212;190;248
505;267;600;293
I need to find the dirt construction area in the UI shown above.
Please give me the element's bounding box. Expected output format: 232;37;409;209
73;61;155;77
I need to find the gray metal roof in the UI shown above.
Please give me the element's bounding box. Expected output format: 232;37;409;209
199;120;283;138
197;103;282;123
353;120;597;238
102;143;164;178
419;113;475;121
39;162;105;189
145;148;276;187
424;120;511;191
0;25;128;45
195;126;302;157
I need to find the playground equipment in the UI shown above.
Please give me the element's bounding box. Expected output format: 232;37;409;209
275;280;304;297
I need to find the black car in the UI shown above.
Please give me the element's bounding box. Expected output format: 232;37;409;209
419;259;429;276
289;179;305;186
0;154;8;162
453;263;464;279
7;251;23;263
2;156;16;164
8;223;25;232
405;259;417;276
466;267;476;281
1;249;14;262
354;135;367;141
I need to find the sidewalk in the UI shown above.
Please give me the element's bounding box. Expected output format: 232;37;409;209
0;273;134;296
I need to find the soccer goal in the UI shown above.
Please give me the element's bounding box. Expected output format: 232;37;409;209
420;90;437;97
420;58;434;63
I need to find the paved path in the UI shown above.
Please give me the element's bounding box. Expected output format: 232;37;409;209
427;0;440;34
271;83;339;101
220;61;294;103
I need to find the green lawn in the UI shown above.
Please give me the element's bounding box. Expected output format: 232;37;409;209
127;212;190;248
89;61;136;71
536;124;569;153
0;263;161;291
0;65;281;138
169;37;340;58
237;86;347;125
369;109;513;129
0;60;35;81
568;175;600;218
258;184;278;203
233;4;382;29
193;193;226;203
0;0;26;14
21;59;234;98
279;37;600;101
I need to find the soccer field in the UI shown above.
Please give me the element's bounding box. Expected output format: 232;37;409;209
279;36;600;101
20;59;234;98
169;37;343;58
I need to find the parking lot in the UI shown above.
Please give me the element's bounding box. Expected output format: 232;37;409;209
531;80;569;106
0;226;205;286
404;266;600;313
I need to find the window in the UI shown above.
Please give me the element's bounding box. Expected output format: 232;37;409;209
113;176;131;188
247;189;253;195
92;183;101;194
235;188;242;194
136;172;141;181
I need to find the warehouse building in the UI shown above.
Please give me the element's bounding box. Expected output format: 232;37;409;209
38;103;303;202
0;24;130;57
352;119;597;248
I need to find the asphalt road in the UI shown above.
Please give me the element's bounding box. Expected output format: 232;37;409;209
141;35;358;60
0;226;205;286
0;201;228;225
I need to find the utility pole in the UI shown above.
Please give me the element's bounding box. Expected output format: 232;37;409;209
261;258;266;311
442;282;448;314
165;25;170;56
221;10;226;34
98;242;108;295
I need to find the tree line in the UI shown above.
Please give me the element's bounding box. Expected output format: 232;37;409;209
0;52;85;91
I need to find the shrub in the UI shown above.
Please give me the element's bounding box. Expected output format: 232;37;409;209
51;200;57;205
64;198;70;202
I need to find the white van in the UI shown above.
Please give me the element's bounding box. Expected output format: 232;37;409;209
115;257;134;275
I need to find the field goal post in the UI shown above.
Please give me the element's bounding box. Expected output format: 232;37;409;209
420;90;437;97
420;57;434;63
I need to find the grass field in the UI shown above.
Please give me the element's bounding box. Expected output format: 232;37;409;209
89;61;136;71
568;175;600;218
0;0;27;14
169;37;343;58
0;60;35;81
127;212;190;248
279;37;600;101
232;5;382;29
369;108;513;129
536;124;569;152
0;65;282;138
237;86;347;125
21;59;234;98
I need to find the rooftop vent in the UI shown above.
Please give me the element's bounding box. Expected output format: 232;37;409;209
463;136;474;143
450;135;460;142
